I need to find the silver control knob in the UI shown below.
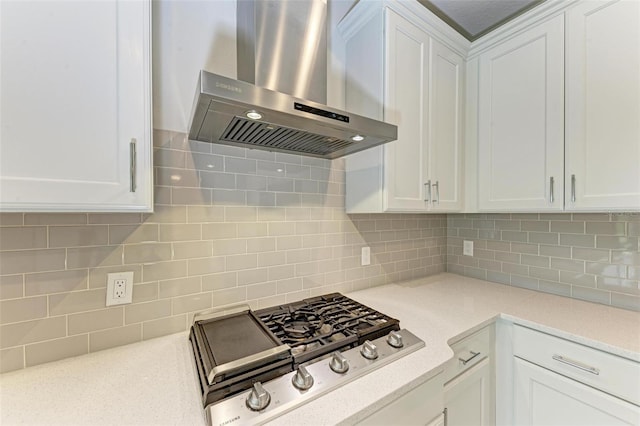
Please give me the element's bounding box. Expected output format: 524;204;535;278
292;365;314;390
387;330;404;348
329;351;349;374
360;340;378;360
246;382;270;411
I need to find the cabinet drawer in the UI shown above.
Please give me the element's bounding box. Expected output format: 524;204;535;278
445;326;492;382
513;325;640;405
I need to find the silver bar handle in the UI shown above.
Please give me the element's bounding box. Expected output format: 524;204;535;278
129;138;137;192
571;174;576;203
443;407;448;426
459;350;480;365
424;180;431;203
433;181;440;205
549;176;554;204
552;354;600;375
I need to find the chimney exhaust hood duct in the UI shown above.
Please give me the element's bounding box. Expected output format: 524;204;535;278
188;0;397;159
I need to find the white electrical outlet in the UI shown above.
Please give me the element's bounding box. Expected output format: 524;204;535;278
463;240;474;257
106;272;134;306
361;246;371;266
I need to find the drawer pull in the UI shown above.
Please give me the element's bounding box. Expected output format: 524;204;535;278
459;350;480;365
552;354;600;375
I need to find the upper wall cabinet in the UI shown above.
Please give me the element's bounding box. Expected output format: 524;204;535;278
340;3;465;213
0;0;152;212
565;0;640;211
476;16;565;212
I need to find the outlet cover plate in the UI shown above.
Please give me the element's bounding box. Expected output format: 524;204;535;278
106;271;134;306
361;246;371;266
463;240;474;256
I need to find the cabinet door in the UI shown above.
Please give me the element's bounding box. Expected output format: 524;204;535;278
514;357;640;425
383;9;430;211
478;15;564;211
445;357;494;426
0;0;152;212
565;0;640;211
429;39;464;212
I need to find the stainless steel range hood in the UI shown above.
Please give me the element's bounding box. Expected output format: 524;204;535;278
188;0;397;160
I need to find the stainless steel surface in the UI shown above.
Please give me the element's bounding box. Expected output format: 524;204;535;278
571;174;576;203
192;304;251;325
425;180;432;203
550;176;554;203
246;382;271;411
208;344;292;385
387;330;404;348
205;329;426;426
360;340;378;360
188;0;397;159
458;350;481;365
291;365;314;391
329;351;350;374
552;354;600;375
129;139;136;193
237;0;327;104
188;71;397;159
444;407;448;426
433;180;440;205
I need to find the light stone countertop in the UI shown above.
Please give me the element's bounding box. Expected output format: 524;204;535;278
1;273;639;426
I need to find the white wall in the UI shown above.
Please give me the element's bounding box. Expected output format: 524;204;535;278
151;0;357;133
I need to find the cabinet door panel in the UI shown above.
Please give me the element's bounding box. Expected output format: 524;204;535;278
514;358;639;425
430;39;463;212
565;0;640;210
445;357;493;426
384;9;430;211
0;0;151;211
478;16;564;211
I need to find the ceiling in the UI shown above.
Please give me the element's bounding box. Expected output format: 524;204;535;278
418;0;545;41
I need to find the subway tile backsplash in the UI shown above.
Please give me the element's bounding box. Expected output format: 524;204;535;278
447;213;640;311
0;130;446;373
1;129;638;373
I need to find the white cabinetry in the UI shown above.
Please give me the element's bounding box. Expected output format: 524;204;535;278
357;372;445;426
0;0;152;212
341;3;465;213
512;325;640;425
444;325;495;426
477;15;564;212
565;0;640;211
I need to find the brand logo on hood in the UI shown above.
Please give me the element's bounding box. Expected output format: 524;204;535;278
215;82;242;93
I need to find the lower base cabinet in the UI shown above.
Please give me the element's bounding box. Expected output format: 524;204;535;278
444;357;493;426
357;372;444;426
513;357;639;425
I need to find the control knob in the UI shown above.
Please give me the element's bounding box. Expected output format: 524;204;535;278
387;330;404;348
292;365;314;390
246;382;270;411
360;340;378;360
329;351;349;374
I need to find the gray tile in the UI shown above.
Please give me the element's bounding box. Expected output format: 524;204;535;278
629;222;640;237
236;174;268;191
142;315;186;340
560;271;596;287
550;258;584;273
529;267;560;282
0;347;24;373
472;220;495;229
109;224;159;245
528;232;559;245
212;189;246;205
486;271;511;285
572;213;610;221
200;171;236;189
522;221;550;232
465;267;487;280
586;262;626;278
267;177;294;192
503;263;528;275
247;191;276;207
257;161;287;177
25;335;88;367
586;222;626;235
0;275;23;300
495;251;520;264
539;213;571;221
495;220;520;231
67;246;123;269
511;275;538;290
171;187;212;205
551;221;584;233
225;157;256;174
24;213;87;225
211;144;245;157
611;250;640;266
539;280;571;297
478;230;501;240
486;240;511;252
521;255;550;268
190;153;224;171
571;286;610;305
247;150;275;161
90;324;141;352
0;227;47;250
572;248;610;262
1;296;47;324
596;277;640;295
285;164;311;179
560;234;595;248
0;249;66;275
68;308;123;335
596;236;638;250
540;245;571;258
156;167;200;187
0;213;23;226
501;231;527;242
25;270;88;296
610;293;640;312
511;214;539;220
511;243;538;255
0;316;66;349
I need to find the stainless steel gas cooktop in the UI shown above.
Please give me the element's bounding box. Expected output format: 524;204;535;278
188;293;425;425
